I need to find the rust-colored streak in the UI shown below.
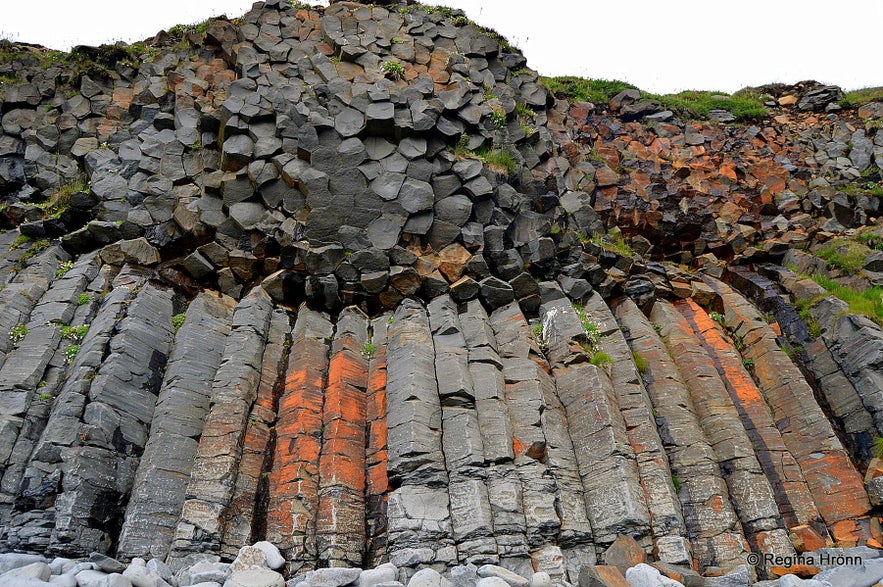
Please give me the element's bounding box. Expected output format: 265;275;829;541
265;334;328;570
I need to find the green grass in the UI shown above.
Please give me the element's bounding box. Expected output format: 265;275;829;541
168;18;211;38
840;181;883;198
709;311;726;326
538;76;767;121
816;239;872;273
742;357;755;370
573;304;602;354
795;297;823;338
172;312;186;332
381;60;404;80
857;231;883;251
9;324;28;344
474;147;517;174
671;475;682;493
362;342;376;358
632;351;647;375
874;435;883;459
64;344;80;364
654;90;767;120
515;102;535;120
532;323;543;338
811;275;883;326
540;76;639;105
55;261;74;279
77;293;91;306
488;108;506;129
60;324;89;342
841;86;883;108
28;175;86;220
590;351;613;367
588;232;634;258
9;234;30;251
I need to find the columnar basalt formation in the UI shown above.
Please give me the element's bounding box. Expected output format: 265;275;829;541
1;0;883;583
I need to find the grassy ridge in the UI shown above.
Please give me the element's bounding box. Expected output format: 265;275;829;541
539;75;768;121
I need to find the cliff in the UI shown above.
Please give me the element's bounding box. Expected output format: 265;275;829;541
0;1;882;585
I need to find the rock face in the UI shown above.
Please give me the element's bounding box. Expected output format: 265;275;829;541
1;1;883;584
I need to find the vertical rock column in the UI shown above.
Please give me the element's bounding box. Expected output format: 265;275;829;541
51;281;176;556
489;302;571;582
539;296;650;554
674;296;824;540
663;299;794;556
385;299;454;572
365;314;391;568
170;288;273;561
428;296;498;566
581;294;691;565
460;300;530;573
265;307;332;573
317;307;370;567
0;253;100;523
6;268;146;554
615;298;750;573
0;246;66;372
117;292;236;560
703;275;872;544
729;266;875;466
221;308;291;559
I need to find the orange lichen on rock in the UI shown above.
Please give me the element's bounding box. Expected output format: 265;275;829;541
265;309;331;572
317;310;370;567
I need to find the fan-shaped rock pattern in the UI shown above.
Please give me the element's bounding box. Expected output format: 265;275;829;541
1;0;883;583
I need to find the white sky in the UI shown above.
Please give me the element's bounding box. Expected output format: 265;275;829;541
2;1;881;94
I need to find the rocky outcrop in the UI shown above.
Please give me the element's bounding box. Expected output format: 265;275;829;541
1;0;883;583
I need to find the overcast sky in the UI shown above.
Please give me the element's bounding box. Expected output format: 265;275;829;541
3;1;881;94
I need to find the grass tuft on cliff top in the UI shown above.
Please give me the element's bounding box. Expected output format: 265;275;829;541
540;75;768;121
841;86;883;108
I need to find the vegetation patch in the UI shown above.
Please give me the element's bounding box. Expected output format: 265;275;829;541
540;76;639;105
172;312;186;332
55;261;74;278
811;275;883;326
381;60;405;81
60;324;89;342
654;90;767;120
9;324;28;344
839;181;883;198
815;239;873;273
590;351;613;367
64;344;80;364
632;351;648;374
539;75;767;121
448;135;518;175
362;342;376;358
588;232;634;258
841;86;883;108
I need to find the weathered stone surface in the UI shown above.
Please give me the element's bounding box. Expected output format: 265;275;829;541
615;298;749;572
118;293;236;560
171;289;273;562
266;307;332;573
703;275;871;540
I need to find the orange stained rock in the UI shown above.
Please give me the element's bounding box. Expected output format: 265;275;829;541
678;298;824;531
366;336;388;499
771;565;821;578
705;278;872;532
789;524;831;552
591;566;628;587
512;436;528;456
831;518;866;547
266;335;327;558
